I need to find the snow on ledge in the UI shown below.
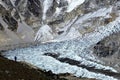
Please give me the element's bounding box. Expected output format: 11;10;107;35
66;0;85;12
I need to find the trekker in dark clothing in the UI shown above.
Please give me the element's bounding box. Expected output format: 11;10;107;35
14;56;17;61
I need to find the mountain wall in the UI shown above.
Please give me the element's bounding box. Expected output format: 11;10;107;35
0;0;119;45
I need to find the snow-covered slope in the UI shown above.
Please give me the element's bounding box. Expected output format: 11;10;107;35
0;0;119;43
34;25;54;42
66;0;85;12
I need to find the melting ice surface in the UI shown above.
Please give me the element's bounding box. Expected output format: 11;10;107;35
3;16;120;80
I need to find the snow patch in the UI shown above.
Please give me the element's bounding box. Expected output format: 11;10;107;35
75;7;113;24
34;25;54;42
10;0;16;6
54;27;81;41
43;0;53;20
66;0;85;12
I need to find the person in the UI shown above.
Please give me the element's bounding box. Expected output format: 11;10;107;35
14;56;17;61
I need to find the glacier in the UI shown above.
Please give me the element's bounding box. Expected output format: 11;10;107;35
1;0;120;80
3;16;120;79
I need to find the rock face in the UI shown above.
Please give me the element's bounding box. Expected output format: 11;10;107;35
0;0;120;45
94;32;120;57
93;32;120;72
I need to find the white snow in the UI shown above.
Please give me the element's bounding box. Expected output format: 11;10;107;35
3;51;117;80
82;16;120;48
0;16;8;30
43;0;53;20
54;7;62;16
66;0;85;12
53;16;82;41
56;0;60;4
34;25;54;42
54;27;81;41
10;0;16;6
67;0;72;4
75;7;113;24
40;7;113;43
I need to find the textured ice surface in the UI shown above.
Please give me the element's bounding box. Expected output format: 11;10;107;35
3;15;120;80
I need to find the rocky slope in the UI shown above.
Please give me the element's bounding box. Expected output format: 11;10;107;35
1;0;120;80
0;54;97;80
93;32;120;72
0;55;67;80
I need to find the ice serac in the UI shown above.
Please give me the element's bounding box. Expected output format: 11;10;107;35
3;52;117;80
